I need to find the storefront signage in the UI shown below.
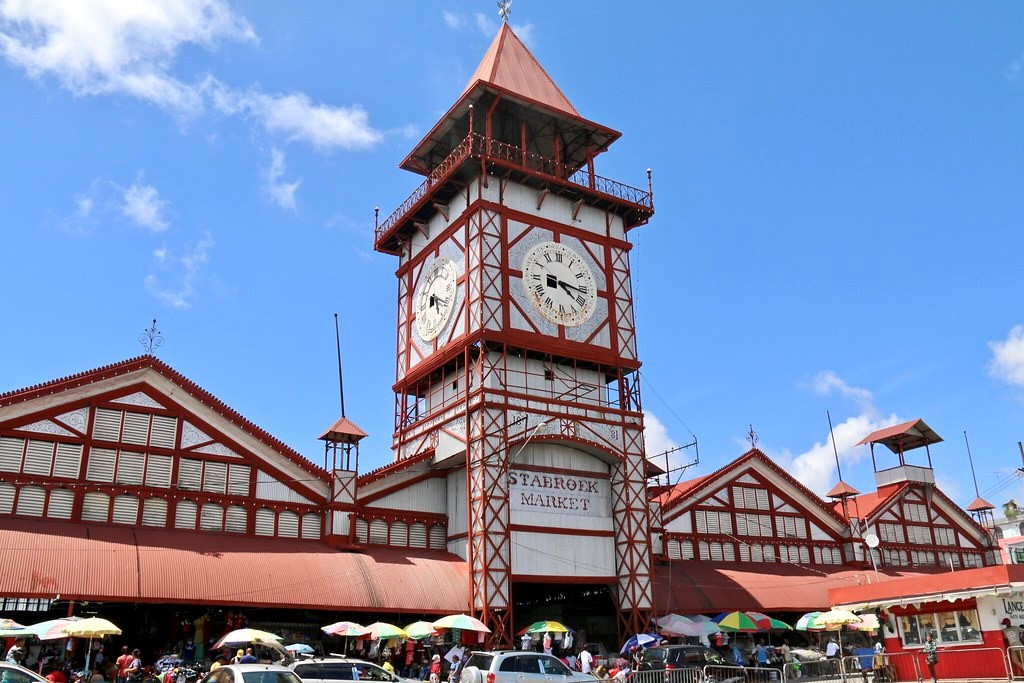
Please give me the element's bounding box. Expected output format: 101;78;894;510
508;470;609;517
1002;595;1024;618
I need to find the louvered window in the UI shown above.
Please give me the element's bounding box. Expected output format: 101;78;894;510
758;514;772;536
429;524;446;549
16;486;45;516
226;506;247;533
907;525;932;545
116;451;145;485
750;544;763;562
255;508;275;536
150;415;178;449
879;523;905;543
200;503;224;531
23;440;54;476
202;461;227;494
756;488;770;510
832;547;842;564
54;443;82;479
278;511;299;538
369;519;388;545
763;545;776;562
390;521;408;547
408;522;425;548
740;543;750;562
667;539;680;560
698;541;710;560
86;447;116;482
0;484;13;513
92;408;122;441
681;540;694;560
934;527;955;546
47;488;74;519
177;459;202;490
142;498;168;527
112;495;139;525
904;503;927;522
723;543;736;562
227;464;250;496
736;513;748;536
122;412;150;445
697;509;730;534
301;513;321;539
0;437;24;472
174;501;197;529
82;492;110;522
799;546;810;564
145;454;172;488
709;542;724;562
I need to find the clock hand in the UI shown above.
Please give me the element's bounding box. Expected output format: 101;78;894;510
556;280;587;294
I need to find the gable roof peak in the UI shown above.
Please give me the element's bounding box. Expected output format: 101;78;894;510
462;23;579;116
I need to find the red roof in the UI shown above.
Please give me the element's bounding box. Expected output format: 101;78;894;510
825;481;860;499
0;355;326;479
0;518;468;613
967;496;995;512
829;564;1024;609
831;484;907;521
653;561;928;613
856;418;943;452
319;416;368;443
462;23;579;116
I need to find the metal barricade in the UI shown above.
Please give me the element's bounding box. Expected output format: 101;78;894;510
868;651;920;683
1007;645;1024;680
787;657;842;681
699;664;783;683
841;654;874;683
919;646;1009;682
628;669;707;683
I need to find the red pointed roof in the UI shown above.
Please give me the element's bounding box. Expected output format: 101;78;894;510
462;23;579;116
826;480;861;499
856;418;942;452
319;416;368;443
967;496;995;512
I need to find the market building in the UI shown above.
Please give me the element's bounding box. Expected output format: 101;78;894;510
0;23;1003;658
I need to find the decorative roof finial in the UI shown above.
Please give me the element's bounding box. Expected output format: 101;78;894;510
497;0;511;23
746;424;759;449
139;318;164;355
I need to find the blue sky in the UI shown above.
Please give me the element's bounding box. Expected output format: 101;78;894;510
2;1;1023;510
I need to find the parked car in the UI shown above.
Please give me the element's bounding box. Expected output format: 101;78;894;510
461;651;597;683
639;646;728;671
289;658;416;683
0;662;51;683
201;663;303;683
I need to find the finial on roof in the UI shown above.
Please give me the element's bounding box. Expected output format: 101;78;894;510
497;0;511;23
746;425;759;449
139;319;164;355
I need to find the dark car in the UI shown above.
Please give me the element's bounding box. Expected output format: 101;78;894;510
639;646;727;671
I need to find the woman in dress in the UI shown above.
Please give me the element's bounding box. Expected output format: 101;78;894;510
922;632;939;683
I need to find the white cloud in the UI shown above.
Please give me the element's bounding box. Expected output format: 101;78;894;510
511;23;535;46
442;10;465;29
120;179;170;233
1007;54;1024;82
474;13;496;37
75;195;94;218
145;232;214;309
0;0;384;152
809;370;874;411
989;325;1024;386
264;148;301;210
0;0;255;115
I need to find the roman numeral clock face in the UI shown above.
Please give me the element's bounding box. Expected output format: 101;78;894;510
521;241;597;327
415;257;458;341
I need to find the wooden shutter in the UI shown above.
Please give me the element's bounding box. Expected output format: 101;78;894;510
142;498;168;527
150;415;178;448
174;500;198;529
0;437;24;472
23;440;54;476
278;511;299;538
112;495;139;525
255;508;275;536
86;447;116;482
82;492;110;521
47;488;74;519
225;506;247;533
16;486;45;516
301;513;321;540
54;443;82;479
92;408;122;441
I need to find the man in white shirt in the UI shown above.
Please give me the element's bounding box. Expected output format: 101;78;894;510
578;647;594;675
826;638;840;658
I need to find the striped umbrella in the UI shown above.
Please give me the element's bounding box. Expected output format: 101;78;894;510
519;621;573;635
432;614;491;633
745;612;792;631
712;611;759;632
795;612;825;631
365;622;408;640
321;621;369;638
403;621;438;640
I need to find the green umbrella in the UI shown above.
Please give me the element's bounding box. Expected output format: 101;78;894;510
432;614;491;633
403;621;438;640
365;622;408;640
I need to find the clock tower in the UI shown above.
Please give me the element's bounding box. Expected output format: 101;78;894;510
375;23;655;645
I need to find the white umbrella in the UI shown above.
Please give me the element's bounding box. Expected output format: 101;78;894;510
814;610;862;682
214;628;283;649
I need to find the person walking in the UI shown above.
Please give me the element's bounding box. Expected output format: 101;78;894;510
115;647;133;683
428;654;441;683
125;651;142;682
922;632;939;683
578;647;594;676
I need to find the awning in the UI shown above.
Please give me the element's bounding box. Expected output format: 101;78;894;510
828;564;1024;612
653;561;928;613
0;518;469;613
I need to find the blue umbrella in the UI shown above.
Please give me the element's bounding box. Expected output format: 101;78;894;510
286;644;315;654
620;633;659;653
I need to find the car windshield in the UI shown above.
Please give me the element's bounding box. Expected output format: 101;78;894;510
464;654;493;671
642;649;667;663
242;672;304;683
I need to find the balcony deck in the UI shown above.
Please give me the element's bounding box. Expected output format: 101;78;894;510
374;133;654;253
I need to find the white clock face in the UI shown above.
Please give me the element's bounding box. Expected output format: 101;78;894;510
415;257;458;341
521;241;597;327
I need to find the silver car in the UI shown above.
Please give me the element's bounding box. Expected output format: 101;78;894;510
460;651;596;683
0;663;51;683
201;663;304;683
289;658;416;683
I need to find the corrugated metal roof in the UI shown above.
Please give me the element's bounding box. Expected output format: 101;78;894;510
0;518;468;614
463;23;579;116
828;564;1024;611
653;562;930;613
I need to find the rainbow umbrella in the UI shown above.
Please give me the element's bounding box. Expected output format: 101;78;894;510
849;614;880;632
403;621;438;640
517;621;573;636
712;611;759;632
745;612;792;631
432;614;491;633
321;621;369;638
795;612;824;631
365;622;408;640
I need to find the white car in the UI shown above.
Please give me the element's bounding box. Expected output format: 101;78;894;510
0;663;51;683
201;663;304;683
289;658;417;683
460;651;597;683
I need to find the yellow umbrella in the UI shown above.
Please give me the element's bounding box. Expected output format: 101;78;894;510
62;617;122;673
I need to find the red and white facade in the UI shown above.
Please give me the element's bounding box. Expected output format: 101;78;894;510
0;23;1004;651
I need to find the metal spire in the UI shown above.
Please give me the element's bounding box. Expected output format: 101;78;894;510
746;425;759;449
139;319;164;355
497;0;511;23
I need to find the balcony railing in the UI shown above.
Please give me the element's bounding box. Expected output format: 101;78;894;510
375;133;653;245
